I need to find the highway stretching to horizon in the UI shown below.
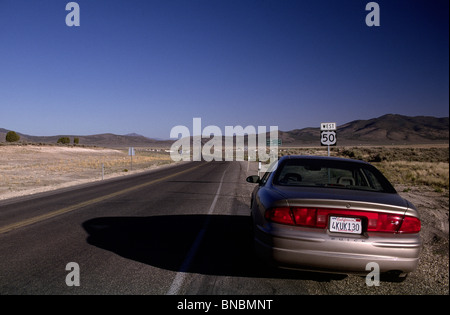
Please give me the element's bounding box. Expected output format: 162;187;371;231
0;161;336;295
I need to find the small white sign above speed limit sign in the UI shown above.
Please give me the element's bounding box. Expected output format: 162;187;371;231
321;130;337;146
320;122;337;146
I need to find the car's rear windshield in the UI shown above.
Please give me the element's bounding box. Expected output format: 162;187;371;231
273;158;396;193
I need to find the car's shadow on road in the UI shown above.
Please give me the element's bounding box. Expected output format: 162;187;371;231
82;214;346;282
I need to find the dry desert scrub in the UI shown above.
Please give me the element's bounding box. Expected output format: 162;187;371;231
376;161;449;191
0;144;173;199
336;146;449;192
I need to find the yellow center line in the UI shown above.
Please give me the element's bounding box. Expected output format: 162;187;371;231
0;163;203;234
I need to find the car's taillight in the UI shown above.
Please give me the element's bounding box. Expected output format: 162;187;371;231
264;207;421;234
398;216;421;234
265;207;294;225
292;207;317;227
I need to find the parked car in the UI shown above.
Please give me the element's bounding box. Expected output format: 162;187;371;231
246;155;422;280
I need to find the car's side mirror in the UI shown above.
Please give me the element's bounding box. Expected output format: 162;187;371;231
246;175;260;184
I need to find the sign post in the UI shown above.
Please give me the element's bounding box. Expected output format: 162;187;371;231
128;147;135;170
320;122;337;156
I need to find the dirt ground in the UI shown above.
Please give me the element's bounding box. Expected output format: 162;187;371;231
0;145;173;200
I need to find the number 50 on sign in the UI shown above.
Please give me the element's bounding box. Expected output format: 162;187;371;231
321;131;337;146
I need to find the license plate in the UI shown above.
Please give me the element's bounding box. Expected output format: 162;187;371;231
329;216;362;234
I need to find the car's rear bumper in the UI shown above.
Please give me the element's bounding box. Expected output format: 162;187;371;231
254;223;422;276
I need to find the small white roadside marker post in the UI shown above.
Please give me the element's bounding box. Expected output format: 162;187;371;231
128;147;135;171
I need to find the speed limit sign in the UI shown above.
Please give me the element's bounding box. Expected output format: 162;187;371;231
321;130;337;146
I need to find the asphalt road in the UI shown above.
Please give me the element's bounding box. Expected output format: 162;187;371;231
0;161;439;296
1;160;314;295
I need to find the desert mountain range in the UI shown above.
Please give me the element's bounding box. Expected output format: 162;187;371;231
279;114;449;146
1;114;448;148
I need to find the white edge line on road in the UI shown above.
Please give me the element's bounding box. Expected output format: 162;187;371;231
166;165;229;295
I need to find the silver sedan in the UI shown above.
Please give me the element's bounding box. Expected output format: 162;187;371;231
246;155;422;281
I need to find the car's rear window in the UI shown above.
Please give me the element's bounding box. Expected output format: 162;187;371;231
273;158;396;193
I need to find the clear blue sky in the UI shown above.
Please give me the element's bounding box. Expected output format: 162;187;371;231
0;0;448;139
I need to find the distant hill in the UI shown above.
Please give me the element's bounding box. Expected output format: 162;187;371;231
1;114;448;148
279;114;449;146
0;129;173;148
